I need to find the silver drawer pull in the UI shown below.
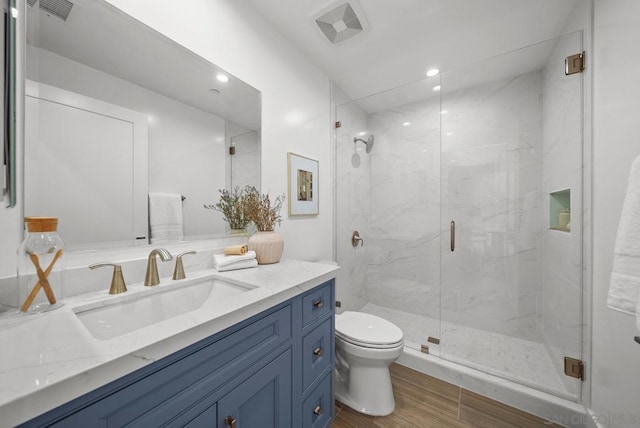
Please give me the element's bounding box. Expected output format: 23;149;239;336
313;300;323;308
313;405;322;416
313;347;322;356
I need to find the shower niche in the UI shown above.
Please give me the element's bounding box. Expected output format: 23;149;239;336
550;189;571;232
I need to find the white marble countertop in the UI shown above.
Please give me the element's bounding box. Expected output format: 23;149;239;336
0;259;339;427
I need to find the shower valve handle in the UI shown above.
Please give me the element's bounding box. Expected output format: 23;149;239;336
352;231;364;247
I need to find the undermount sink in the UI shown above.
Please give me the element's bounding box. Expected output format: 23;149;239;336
74;277;252;340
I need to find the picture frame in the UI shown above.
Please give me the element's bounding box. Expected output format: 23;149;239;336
287;152;319;216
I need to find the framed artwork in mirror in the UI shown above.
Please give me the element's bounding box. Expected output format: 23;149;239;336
287;152;318;216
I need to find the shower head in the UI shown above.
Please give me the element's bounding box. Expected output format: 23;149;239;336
354;135;375;153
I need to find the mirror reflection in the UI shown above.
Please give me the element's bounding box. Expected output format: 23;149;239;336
23;0;261;250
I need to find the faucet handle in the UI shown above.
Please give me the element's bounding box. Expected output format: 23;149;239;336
89;263;127;295
173;251;197;280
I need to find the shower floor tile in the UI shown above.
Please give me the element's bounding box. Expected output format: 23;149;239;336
360;303;568;395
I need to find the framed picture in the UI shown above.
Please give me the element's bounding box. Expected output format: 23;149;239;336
287;152;319;216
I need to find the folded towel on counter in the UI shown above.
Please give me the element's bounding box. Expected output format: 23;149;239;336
607;155;640;331
149;193;184;243
224;245;248;255
213;251;257;269
214;258;258;272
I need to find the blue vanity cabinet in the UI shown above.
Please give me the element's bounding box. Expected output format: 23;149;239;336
19;279;335;428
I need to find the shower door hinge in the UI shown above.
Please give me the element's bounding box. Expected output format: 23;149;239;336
427;336;440;345
335;121;342;128
565;52;585;75
564;357;584;381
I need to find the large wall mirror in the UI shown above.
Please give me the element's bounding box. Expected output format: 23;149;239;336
23;0;260;250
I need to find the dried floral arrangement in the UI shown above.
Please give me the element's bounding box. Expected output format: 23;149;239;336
244;186;285;231
204;186;250;230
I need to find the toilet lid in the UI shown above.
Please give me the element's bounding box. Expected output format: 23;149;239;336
336;311;404;347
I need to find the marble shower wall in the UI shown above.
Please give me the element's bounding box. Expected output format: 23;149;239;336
541;31;584;397
366;97;441;318
438;70;544;340
335;96;371;313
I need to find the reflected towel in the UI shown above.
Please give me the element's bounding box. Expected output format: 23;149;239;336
214;258;258;272
213;251;257;269
224;245;248;255
149;193;184;243
607;155;640;331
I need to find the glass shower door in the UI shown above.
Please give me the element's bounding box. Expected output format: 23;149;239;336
439;32;584;400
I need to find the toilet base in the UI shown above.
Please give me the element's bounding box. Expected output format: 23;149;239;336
334;363;396;416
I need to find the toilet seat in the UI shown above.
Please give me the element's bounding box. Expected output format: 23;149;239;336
336;311;404;349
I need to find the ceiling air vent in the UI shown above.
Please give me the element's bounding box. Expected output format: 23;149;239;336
314;2;365;45
39;0;74;22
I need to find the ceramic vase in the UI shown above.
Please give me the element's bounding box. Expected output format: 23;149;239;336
248;231;284;264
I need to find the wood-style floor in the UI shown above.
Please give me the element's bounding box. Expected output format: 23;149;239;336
332;364;565;428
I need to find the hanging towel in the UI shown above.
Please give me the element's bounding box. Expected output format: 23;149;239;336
213;251;257;269
149;193;184;244
607;155;640;331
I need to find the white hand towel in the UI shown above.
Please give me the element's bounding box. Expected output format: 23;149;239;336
213;251;257;269
149;193;184;243
607;155;640;331
214;258;258;272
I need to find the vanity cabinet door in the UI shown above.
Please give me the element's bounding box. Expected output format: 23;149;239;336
217;349;292;428
183;403;217;428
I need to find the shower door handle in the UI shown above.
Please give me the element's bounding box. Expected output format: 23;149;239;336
450;220;455;252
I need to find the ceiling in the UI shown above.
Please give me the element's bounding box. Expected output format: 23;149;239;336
244;0;583;103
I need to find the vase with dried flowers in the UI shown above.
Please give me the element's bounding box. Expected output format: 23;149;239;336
244;186;285;264
204;186;250;235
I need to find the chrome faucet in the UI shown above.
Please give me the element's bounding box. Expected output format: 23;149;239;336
144;248;173;287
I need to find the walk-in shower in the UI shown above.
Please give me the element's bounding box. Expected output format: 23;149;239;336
335;29;588;413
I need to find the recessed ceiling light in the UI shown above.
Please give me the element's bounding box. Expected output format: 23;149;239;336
426;68;440;77
216;73;229;83
433;85;441;92
403;122;411;127
440;110;448;115
446;132;453;136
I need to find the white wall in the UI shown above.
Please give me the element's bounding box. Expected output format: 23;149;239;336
591;0;640;426
0;0;332;278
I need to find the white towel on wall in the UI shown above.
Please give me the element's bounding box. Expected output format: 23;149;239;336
607;155;640;331
149;193;184;243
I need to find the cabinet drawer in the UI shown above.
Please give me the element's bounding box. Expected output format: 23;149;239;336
302;281;332;328
302;317;333;392
302;372;332;428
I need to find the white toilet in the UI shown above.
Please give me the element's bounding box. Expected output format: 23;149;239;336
334;311;404;416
